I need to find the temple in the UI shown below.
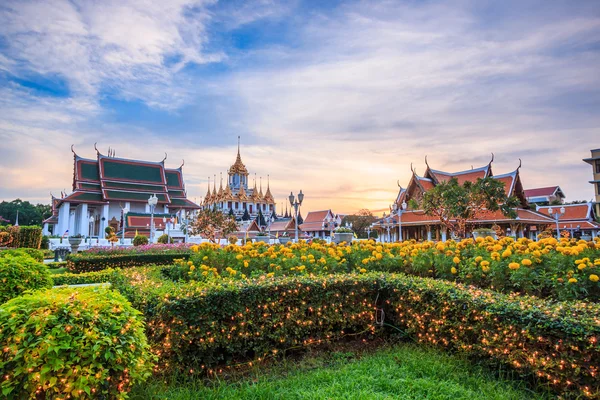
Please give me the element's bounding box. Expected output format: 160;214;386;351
374;156;556;241
42;146;200;238
583;148;600;217
202;138;276;220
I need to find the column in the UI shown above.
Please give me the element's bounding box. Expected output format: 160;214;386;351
441;228;447;242
100;204;109;236
68;210;76;237
427;226;432;241
79;203;89;237
58;202;70;236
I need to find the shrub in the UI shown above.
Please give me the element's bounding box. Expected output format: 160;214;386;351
40;235;49;250
18;226;43;249
0;248;44;262
0;286;154;399
46;261;67;269
157;234;172;244
0;255;52;303
53;268;120;286
114;269;600;398
66;252;191;273
133;235;149;246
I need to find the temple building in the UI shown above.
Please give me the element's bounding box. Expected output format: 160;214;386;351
42;146;200;238
583;148;600;217
374;157;556;241
536;203;599;240
202;139;276;220
524;186;565;206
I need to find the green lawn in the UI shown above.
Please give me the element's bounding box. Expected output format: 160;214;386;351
131;343;548;400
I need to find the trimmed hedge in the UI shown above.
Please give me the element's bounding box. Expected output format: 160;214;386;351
113;269;600;398
0;286;154;399
52;268;120;286
0;255;52;304
66;253;191;273
0;225;42;249
0;248;43;262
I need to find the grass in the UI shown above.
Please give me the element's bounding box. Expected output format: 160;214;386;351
130;342;549;400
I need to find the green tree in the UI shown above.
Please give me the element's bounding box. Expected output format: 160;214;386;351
341;209;377;238
255;208;266;227
421;177;520;238
241;208;251;221
190;208;238;243
0;199;52;226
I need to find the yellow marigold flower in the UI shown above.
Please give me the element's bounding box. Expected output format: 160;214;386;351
578;264;586;271
508;262;520;270
491;252;500;260
362;259;369;265
189;265;195;271
481;260;490;267
360;268;367;273
482;265;490;273
475;256;483;263
502;249;512;258
453;257;461;264
589;274;599;282
243;261;249;268
236;254;243;260
521;259;532;266
187;261;193;266
568;278;577;284
451;267;457;274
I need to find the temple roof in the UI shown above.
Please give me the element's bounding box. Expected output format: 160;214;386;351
536;203;596;221
229;138;249;176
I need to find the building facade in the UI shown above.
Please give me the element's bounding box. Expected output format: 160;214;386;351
42;146;200;238
374;158;555;242
524;186;565;206
583;148;600;217
202;140;276;220
536;203;599;239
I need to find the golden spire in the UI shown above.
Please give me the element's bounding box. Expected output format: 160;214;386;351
259;176;264;199
204;176;212;205
212;174;217;197
228;136;249;176
251;173;260;201
264;174;275;204
237;182;248;201
218;172;224;198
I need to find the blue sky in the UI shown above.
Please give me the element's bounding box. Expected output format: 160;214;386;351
0;0;599;213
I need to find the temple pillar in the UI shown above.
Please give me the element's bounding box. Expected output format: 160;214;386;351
57;202;70;237
441;228;447;242
68;209;76;237
427;226;432;241
78;203;89;237
100;204;109;236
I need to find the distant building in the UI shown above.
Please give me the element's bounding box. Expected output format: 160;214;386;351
374;157;555;241
42;146;200;238
202;138;276;220
269;217;298;237
536;203;599;239
583;148;600;217
299;209;338;238
524;186;565;206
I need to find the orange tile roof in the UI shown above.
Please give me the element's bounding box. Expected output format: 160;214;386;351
536;204;592;221
524;186;560;197
303;210;333;224
553;221;600;230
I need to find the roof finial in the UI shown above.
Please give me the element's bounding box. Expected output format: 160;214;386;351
162;152;167;163
517;158;522;170
94;142;100;155
424;155;430;170
397;180;402;188
71;144;76;156
238;135;241;154
490;152;495;164
410;162;416;176
267;174;270;189
260;176;262;191
179;159;185;169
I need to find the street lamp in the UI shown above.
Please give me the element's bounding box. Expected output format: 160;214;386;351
88;215;95;239
382;212;392;243
547;206;566;240
267;216;275;244
148;194;159;243
392;201;408;242
324;215;338;243
289;190;304;243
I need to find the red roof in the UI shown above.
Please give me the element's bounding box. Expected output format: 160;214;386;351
536;204;592;221
299;221;327;232
270;219;296;232
524;186;560;198
552;221;600;230
303;210;333;224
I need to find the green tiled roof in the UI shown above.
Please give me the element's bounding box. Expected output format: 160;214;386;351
103;190;168;202
104;181;166;192
168;190;185;198
101;159;164;183
166;171;182;188
170;198;200;208
79;183;101;190
80;161;100;181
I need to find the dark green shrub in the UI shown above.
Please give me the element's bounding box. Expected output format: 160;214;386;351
133;235;149;246
0;255;52;303
157;234;172;244
53;268;120;286
15;226;42;249
46;261;67;269
0;248;43;262
66;253;191;273
0;286;154;399
40;235;49;250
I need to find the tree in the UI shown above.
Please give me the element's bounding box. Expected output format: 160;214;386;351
190;208;238;243
297;211;304;225
0;199;52;226
241;208;251;221
255;208;266;227
341;209;377;238
228;208;235;218
421;177;520;238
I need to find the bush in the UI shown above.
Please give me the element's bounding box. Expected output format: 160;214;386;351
0;248;44;262
11;226;43;249
0;255;52;304
0;286;154;399
53;268;120;286
46;261;67;269
157;234;172;244
40;235;49;250
133;235;149;246
66;252;191;273
114;269;600;398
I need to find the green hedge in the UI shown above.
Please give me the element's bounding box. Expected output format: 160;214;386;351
0;286;154;399
0;225;42;249
66;253;191;273
0;255;52;304
0;248;43;262
52;268;120;286
113;269;600;398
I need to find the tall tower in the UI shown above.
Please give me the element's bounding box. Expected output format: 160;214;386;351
583;148;600;217
228;136;249;190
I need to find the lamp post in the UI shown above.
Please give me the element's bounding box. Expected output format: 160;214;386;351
366;226;371;240
392;201;407;242
148;194;158;243
88;215;95;240
121;206;129;244
324;215;338;243
289;190;304;243
381;212;392;243
267;216;274;244
548;206;566;240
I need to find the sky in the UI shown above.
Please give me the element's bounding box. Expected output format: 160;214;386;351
0;0;599;215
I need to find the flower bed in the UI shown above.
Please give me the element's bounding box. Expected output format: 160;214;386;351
113;268;600;398
66;252;192;273
168;238;600;301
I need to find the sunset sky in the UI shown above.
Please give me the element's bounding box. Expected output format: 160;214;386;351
0;0;599;215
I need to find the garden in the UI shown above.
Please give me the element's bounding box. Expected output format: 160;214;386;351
1;236;599;398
